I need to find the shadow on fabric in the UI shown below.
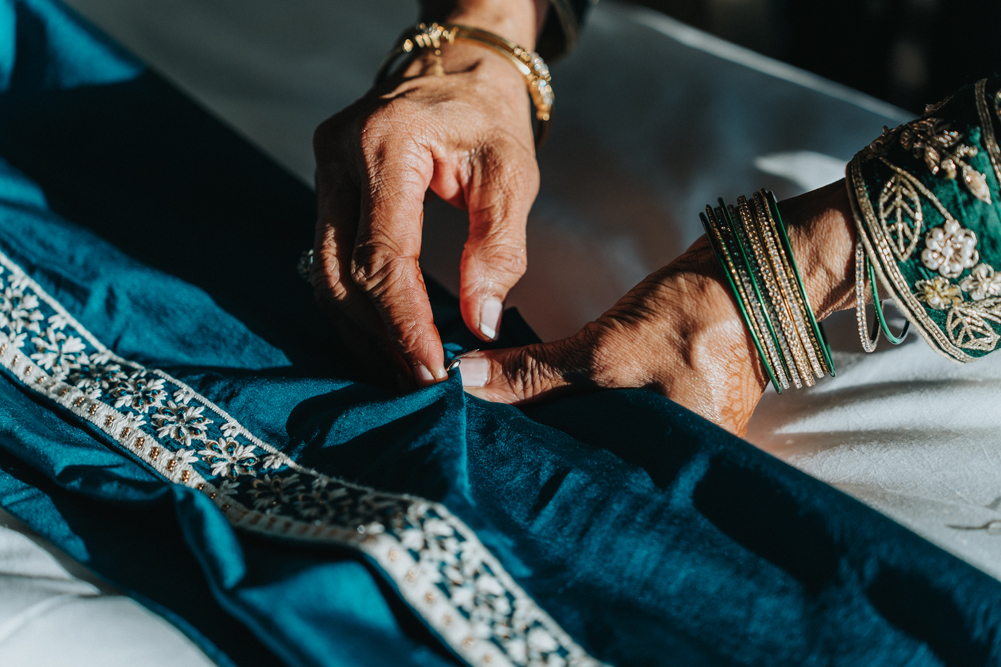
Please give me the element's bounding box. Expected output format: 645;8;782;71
0;61;333;372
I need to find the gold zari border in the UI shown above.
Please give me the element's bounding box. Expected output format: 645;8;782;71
847;157;973;363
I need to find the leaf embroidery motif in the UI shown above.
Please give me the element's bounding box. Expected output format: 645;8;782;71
878;174;924;261
946;298;1001;352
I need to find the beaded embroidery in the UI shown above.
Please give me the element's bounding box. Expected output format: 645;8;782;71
0;251;605;667
850;80;1001;361
877;173;924;261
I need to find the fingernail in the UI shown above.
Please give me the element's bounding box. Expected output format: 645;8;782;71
414;363;435;385
414;363;448;385
459;357;489;388
479;298;503;341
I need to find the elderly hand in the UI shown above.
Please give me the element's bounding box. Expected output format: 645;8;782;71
311;0;549;389
460;181;859;436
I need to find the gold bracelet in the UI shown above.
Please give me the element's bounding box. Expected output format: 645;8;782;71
375;23;554;147
742;195;814;386
750;192;823;384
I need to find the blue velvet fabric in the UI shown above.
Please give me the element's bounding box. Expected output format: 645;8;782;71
2;1;1001;666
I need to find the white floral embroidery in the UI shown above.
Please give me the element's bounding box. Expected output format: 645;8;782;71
446;549;511;638
8;272;31;291
220;421;241;438
30;328;86;366
960;263;1001;301
112;371;166;413
402;515;459;569
47;312;71;331
260;453;283;470
921;219;979;278
153;401;211;445
251;473;302;512
0;286;44;334
198;439;258;480
120;413;147;432
520;628;566;667
62;354;125;397
0;250;607;667
0;331;26;350
915;276;964;310
295;479;357;521
163;449;200;481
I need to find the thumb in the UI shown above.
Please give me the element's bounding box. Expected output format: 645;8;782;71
455;338;595;404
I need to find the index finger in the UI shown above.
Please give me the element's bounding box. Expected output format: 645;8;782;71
350;141;446;386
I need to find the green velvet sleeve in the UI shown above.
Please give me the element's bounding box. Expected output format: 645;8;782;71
847;77;1001;362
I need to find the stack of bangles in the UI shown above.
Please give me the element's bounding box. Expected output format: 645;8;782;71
701;190;837;393
703;189;914;394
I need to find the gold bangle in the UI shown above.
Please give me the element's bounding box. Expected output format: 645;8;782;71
733;199;801;388
375;23;554;147
754;191;828;379
746;194;817;386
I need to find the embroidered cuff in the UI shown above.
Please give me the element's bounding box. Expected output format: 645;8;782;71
847;77;1001;362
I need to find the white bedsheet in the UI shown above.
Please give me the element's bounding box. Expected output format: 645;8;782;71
0;508;214;666
3;0;999;663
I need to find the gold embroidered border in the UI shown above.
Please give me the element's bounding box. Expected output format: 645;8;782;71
847;157;972;363
976;79;1001;187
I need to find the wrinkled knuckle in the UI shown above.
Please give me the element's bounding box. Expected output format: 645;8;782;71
492;139;539;190
357;112;388;144
506;348;557;397
350;241;407;294
379;96;414;119
479;241;527;281
361;98;419;141
388;319;424;356
572;325;620;388
309;264;350;309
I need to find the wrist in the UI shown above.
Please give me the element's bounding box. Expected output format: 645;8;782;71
420;0;548;49
653;239;769;432
780;180;858;320
400;41;528;102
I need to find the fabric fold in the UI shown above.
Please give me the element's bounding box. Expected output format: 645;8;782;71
2;2;1001;667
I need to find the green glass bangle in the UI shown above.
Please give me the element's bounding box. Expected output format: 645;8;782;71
700;209;783;393
867;255;911;345
720;200;793;388
764;190;837;378
716;204;791;390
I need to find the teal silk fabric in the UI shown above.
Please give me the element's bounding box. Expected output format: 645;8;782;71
2;1;1001;666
